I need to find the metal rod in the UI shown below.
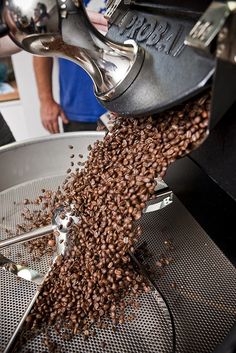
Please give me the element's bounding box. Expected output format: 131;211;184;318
0;225;53;249
3;257;56;353
0;253;45;285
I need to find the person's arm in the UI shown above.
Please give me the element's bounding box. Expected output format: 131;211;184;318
33;11;107;133
33;56;69;134
0;36;21;57
87;10;108;33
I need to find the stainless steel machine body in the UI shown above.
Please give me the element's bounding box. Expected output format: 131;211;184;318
0;0;144;101
0;133;235;353
1;0;235;122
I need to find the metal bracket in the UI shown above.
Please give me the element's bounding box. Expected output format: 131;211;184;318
143;188;173;214
216;9;236;64
185;1;236;129
105;0;131;24
185;0;236;63
98;111;116;131
185;1;232;53
105;0;123;20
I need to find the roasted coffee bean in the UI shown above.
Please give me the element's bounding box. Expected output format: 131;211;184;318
19;92;210;338
48;239;56;247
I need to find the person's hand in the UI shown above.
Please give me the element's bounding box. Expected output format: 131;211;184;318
87;10;108;33
40;99;69;134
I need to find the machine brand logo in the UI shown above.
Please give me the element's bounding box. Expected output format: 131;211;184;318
119;14;186;57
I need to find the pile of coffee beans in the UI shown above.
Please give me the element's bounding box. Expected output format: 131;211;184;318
22;93;210;337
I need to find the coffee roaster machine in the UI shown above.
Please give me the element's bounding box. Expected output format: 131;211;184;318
0;1;236;352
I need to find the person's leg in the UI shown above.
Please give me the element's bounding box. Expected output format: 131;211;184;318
63;121;97;132
0;113;15;147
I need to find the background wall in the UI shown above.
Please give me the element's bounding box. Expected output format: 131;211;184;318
0;51;59;142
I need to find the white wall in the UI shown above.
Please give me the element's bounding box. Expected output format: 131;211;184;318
0;100;28;141
0;51;59;142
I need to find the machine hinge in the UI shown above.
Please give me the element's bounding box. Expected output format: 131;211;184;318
185;1;236;64
105;0;132;24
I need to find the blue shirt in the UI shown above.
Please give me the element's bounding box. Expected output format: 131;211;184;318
59;0;107;123
59;60;106;123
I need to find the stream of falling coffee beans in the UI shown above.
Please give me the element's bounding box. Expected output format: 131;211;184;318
20;92;210;343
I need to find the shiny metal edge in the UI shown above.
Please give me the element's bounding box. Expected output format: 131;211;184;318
144;190;173;214
0;225;54;250
3;290;41;353
0;131;106;154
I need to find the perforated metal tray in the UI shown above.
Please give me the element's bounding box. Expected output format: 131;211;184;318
0;176;174;353
0;133;236;353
